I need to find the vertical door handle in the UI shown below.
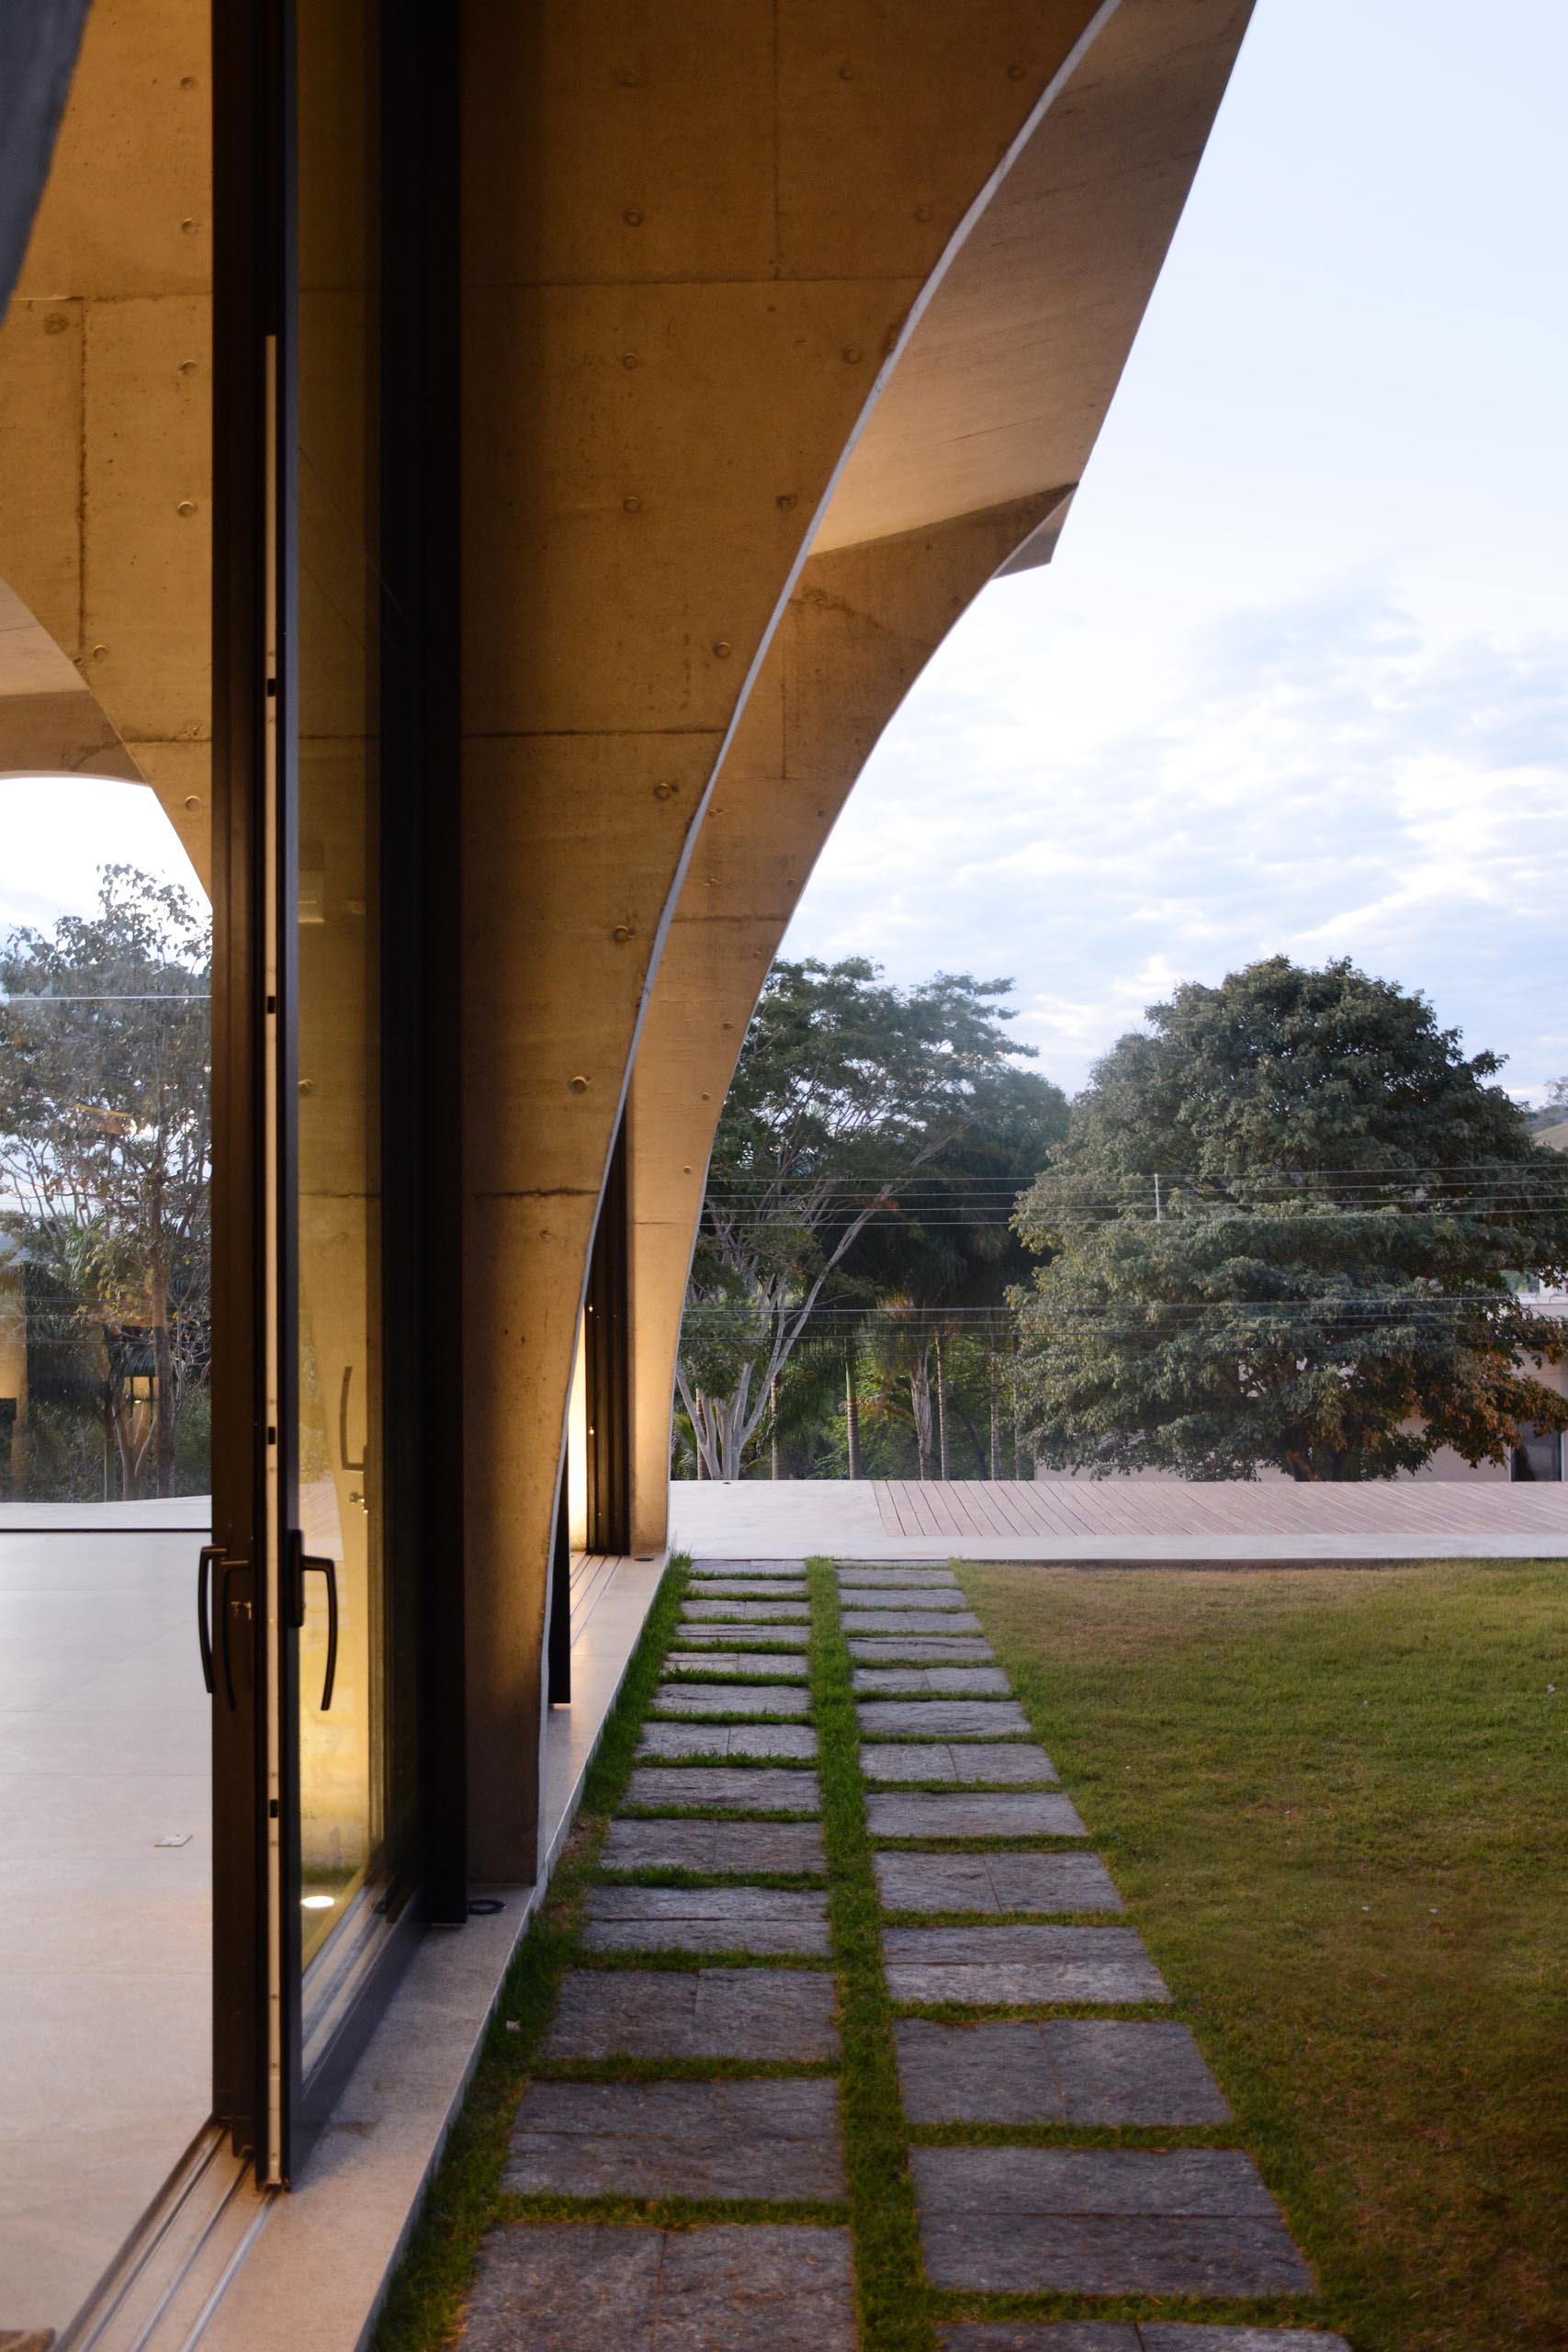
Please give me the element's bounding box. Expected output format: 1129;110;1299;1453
199;1545;250;1705
338;1363;365;1471
197;1544;220;1694
289;1532;340;1711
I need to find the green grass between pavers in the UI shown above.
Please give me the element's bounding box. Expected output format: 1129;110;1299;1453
806;1555;939;2352
959;1556;1568;2352
371;1555;693;2352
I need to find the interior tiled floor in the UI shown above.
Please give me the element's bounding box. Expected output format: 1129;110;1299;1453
0;1527;212;2335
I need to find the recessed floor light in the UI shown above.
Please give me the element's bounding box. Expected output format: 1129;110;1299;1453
301;1894;335;1910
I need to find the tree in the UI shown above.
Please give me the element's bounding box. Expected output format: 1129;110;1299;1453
846;1066;1067;1478
1013;956;1568;1481
676;957;1043;1480
0;865;211;1498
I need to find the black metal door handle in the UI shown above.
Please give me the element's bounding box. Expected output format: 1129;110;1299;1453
197;1544;220;1694
290;1532;340;1712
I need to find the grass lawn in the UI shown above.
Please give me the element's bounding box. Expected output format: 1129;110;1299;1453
959;1558;1568;2352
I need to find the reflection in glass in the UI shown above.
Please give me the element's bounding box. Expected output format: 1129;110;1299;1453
294;0;389;1992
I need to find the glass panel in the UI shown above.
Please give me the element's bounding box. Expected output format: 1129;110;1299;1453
293;0;394;2012
0;785;213;2327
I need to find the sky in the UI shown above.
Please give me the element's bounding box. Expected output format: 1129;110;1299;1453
780;0;1568;1104
0;775;204;941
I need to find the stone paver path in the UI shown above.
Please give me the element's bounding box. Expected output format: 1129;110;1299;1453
457;1561;1348;2352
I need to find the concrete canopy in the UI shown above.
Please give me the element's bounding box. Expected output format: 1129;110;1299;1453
462;0;1254;1872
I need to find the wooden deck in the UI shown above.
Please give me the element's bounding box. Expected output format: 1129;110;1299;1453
872;1476;1568;1546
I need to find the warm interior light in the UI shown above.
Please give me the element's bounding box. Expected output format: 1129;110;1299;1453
301;1894;335;1910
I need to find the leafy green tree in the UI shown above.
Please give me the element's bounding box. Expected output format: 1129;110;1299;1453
0;865;211;1498
1013;956;1568;1481
677;957;1042;1480
848;1066;1067;1476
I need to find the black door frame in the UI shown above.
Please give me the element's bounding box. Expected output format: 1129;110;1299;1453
210;0;466;2188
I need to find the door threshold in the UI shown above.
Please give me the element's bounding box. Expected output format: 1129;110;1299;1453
56;2129;272;2352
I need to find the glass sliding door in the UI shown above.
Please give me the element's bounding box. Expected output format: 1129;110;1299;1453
214;0;463;2195
281;0;418;2146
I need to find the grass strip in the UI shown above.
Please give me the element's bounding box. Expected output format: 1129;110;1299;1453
371;1555;692;2352
958;1556;1568;2352
807;1555;939;2352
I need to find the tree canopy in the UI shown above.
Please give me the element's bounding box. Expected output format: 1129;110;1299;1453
1013;956;1568;1481
677;956;1063;1478
0;865;211;1497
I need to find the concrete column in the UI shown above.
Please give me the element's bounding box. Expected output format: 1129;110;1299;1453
626;492;1070;1552
457;1;1110;1875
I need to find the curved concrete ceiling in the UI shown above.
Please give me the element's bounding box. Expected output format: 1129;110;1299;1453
814;0;1253;552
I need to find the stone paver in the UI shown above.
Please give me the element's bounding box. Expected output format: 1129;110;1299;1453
600;1817;825;1874
459;1555;1325;2352
682;1599;812;1623
853;1666;1011;1696
913;2147;1313;2295
654;1680;812;1717
582;1884;830;1957
666;1651;811;1680
857;1697;1031;1739
874;1849;1122;1915
687;1579;808;1600
1140;2334;1352;2351
840;1609;984;1634
834;1586;968;1611
504;2078;843;2201
690;1559;808;1578
883;1923;1169;2005
867;1789;1086;1838
859;1740;1056;1785
836;1569;964;1588
637;1722;818;1762
849;1636;996;1665
940;2332;1352;2350
674;1625;811;1651
623;1766;819;1815
544;1967;839;2061
895;2020;1228;2124
940;2325;1141;2348
461;2223;856;2351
